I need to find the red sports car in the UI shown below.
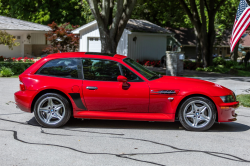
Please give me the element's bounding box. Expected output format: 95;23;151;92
14;52;239;131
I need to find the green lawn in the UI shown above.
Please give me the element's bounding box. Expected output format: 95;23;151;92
236;70;250;77
237;94;250;107
0;74;19;78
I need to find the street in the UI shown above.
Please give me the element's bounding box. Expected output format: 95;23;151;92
0;77;250;166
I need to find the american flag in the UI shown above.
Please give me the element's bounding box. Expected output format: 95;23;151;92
230;0;250;52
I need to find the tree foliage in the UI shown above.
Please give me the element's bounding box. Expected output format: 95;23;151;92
43;22;79;54
0;30;20;50
132;0;192;28
0;0;89;25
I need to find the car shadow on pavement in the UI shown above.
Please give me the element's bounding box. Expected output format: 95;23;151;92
27;117;250;132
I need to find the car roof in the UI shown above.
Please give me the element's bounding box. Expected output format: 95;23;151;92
46;52;127;60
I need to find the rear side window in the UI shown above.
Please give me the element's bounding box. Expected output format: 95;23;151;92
82;59;120;81
37;58;82;79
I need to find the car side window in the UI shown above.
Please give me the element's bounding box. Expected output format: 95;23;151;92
37;58;82;79
82;59;121;81
121;65;143;82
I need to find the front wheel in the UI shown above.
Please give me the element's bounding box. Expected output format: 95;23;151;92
178;96;216;131
34;93;71;128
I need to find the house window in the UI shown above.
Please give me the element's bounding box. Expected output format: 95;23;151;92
227;48;230;54
17;36;21;39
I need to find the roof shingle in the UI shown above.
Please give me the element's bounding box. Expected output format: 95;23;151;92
0;16;51;31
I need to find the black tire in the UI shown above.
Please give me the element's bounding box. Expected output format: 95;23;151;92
178;96;216;131
34;93;71;128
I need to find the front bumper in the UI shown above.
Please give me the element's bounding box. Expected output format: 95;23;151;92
14;90;36;113
212;96;239;122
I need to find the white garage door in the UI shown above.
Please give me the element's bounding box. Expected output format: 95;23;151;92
88;37;101;52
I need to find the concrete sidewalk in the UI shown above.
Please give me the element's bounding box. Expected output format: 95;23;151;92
196;77;250;95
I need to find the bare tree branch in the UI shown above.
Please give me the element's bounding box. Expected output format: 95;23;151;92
178;0;195;24
110;0;124;39
214;0;227;15
204;0;210;14
189;0;201;26
102;0;110;26
115;0;137;43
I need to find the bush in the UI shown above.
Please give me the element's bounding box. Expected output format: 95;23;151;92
225;60;238;68
0;62;34;75
0;67;14;77
184;60;203;70
196;66;229;73
213;57;225;66
0;56;4;61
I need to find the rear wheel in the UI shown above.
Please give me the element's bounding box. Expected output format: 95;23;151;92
34;93;71;128
178;96;216;131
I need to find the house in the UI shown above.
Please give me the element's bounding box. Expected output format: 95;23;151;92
0;16;51;58
72;19;181;61
167;27;250;59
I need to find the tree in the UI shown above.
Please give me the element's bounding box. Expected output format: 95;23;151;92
0;30;20;50
43;22;79;54
0;0;88;25
132;0;190;28
178;0;228;66
86;0;137;53
215;0;239;61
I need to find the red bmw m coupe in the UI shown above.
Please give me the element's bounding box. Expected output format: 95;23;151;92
14;52;239;131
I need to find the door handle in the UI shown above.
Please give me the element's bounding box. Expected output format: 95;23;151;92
86;86;98;90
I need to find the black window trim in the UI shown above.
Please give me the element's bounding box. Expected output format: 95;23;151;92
81;58;144;82
36;58;84;80
122;57;158;81
118;63;144;82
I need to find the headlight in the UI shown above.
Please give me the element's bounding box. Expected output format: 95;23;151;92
220;95;235;103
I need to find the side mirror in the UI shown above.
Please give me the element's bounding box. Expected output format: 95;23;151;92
117;75;127;83
117;75;130;89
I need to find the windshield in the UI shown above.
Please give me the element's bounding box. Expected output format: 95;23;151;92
123;58;160;80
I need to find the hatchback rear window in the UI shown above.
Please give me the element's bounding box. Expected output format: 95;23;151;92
36;58;82;79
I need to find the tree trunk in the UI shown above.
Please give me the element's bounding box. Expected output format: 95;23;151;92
87;0;137;54
231;42;239;61
207;16;216;66
195;33;201;62
99;29;117;53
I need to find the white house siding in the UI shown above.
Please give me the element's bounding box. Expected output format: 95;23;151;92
31;33;46;44
0;31;23;58
127;34;166;61
0;41;22;58
117;29;131;56
79;24;100;52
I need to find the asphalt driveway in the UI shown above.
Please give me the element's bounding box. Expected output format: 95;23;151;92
0;77;250;166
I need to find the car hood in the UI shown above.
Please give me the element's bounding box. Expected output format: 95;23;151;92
148;76;232;97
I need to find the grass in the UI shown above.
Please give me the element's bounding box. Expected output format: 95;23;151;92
236;70;250;77
0;74;19;78
237;94;250;107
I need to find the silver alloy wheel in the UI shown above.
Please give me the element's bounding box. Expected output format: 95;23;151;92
37;97;65;125
183;100;212;128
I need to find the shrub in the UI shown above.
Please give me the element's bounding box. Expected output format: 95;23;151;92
0;56;4;61
0;67;14;77
213;57;225;66
184;60;203;70
0;62;34;75
196;67;205;71
225;60;238;68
